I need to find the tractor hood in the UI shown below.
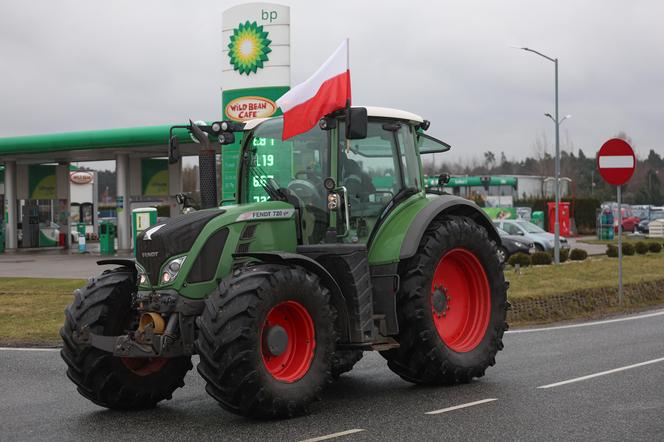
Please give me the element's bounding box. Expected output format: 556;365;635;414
135;201;298;298
136;209;226;284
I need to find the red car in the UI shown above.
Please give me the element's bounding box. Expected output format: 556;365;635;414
612;206;640;232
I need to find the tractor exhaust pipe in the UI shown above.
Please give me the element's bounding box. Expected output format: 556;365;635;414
189;120;218;209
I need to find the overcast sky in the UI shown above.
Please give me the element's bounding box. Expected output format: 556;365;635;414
1;0;662;166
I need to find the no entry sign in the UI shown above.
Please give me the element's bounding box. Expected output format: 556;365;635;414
597;138;636;186
597;137;635;305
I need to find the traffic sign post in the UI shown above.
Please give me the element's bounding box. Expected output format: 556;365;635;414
597;138;636;304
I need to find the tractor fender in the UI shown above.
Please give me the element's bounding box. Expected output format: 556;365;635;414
234;252;352;342
97;258;136;272
399;195;500;260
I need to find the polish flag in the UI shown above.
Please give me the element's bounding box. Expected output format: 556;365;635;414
277;40;351;140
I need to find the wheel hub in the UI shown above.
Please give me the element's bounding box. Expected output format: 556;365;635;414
261;300;316;383
430;248;491;353
431;285;449;316
263;325;289;356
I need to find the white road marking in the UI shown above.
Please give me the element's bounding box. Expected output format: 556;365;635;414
507;309;664;334
0;347;60;352
599;155;634;168
299;429;366;442
425;398;497;415
538;356;664;389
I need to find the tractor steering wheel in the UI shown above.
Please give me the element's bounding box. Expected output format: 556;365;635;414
287;179;323;204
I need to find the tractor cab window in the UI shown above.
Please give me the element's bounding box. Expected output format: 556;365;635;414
397;124;421;190
339;120;414;243
242;118;330;244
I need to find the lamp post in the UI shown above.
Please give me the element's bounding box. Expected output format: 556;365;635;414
514;46;565;264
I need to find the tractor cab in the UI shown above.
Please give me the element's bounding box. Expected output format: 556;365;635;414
239;107;451;246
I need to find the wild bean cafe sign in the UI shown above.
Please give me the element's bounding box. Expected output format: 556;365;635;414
225;96;278;121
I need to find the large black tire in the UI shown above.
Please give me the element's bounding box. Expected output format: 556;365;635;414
196;264;336;418
60;268;193;410
331;349;363;379
382;216;508;384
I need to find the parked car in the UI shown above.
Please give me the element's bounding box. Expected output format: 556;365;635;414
493;219;569;252
495;227;535;263
602;203;640;232
636;208;664;234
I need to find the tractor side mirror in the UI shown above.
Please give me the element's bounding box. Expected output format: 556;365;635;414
168;136;180;164
346;107;368;140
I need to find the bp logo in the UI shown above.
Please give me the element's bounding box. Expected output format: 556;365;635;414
228;21;272;75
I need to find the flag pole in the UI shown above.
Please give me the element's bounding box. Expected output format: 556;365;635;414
345;38;351;153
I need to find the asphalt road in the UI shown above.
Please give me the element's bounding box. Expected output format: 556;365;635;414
2;310;664;442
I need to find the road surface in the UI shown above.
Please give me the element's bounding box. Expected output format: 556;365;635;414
1;310;663;441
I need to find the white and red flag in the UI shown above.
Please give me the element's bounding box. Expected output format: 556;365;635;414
276;39;351;140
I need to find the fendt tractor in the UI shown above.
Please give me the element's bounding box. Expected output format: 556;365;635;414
60;106;508;418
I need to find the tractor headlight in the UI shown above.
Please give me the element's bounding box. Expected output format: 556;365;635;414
162;256;186;284
136;263;149;286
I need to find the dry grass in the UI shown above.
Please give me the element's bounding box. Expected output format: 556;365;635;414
0;277;84;345
507;253;664;299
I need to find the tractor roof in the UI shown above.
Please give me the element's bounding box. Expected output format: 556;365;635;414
243;106;424;130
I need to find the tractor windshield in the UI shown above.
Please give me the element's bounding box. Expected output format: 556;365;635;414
242;117;330;244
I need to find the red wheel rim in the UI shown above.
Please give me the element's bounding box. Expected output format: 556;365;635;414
261;300;316;383
120;357;168;376
431;248;491;353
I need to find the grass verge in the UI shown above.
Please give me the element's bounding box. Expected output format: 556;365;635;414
0;277;84;345
2;253;664;344
579;235;663;245
507;253;664;298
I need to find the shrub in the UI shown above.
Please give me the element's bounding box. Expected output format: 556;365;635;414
559;248;569;263
607;244;619;257
531;251;552;265
622;242;635;256
649;242;662;253
635;241;649;255
508;252;531;267
569;248;588;261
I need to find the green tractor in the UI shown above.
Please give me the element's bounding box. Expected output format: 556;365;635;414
60;106;508;418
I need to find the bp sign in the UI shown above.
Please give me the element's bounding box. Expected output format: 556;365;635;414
221;2;291;201
227;21;272;75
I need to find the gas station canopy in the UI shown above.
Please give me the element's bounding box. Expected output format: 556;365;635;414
0;124;198;162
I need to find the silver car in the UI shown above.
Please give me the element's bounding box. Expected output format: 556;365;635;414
493;219;569;252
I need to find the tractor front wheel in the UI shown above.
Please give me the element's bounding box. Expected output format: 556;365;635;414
196;264;335;418
60;268;192;410
382;216;508;384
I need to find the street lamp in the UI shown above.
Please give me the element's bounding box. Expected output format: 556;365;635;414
514;46;564;264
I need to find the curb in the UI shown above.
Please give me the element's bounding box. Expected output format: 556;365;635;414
508;278;664;324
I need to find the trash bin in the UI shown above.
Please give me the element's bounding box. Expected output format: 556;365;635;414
132;207;158;256
99;221;117;255
531;211;545;229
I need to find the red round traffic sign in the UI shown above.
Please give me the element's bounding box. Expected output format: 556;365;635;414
597;138;636;186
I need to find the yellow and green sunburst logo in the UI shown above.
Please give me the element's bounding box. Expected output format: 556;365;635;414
228;21;272;75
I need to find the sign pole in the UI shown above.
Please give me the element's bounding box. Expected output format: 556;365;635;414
617;184;623;304
597;138;634;306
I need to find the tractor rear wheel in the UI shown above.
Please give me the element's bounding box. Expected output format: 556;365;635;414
382;216;508;384
196;264;335;418
60;268;192;410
